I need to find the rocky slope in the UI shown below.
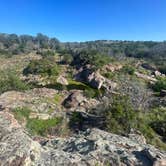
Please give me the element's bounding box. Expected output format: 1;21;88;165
0;110;166;166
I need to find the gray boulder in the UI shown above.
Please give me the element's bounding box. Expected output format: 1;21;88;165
63;91;86;108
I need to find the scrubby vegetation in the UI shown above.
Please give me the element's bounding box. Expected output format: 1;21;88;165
26;117;63;136
121;65;135;75
23;57;61;77
73;50;112;70
105;96;135;135
100;96;166;150
152;77;166;92
0;70;30;94
13;107;64;136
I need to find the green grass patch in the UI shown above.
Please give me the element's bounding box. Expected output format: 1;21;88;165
26;117;63;136
103;72;115;80
13;107;31;122
54;93;63;104
12;107;64;136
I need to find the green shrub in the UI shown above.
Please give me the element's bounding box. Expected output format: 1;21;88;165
103;72;114;79
84;88;96;98
69;112;84;130
152;77;166;92
26;117;63;136
103;96;166;150
121;65;135;75
13;107;31;122
77;50;112;70
12;107;64;136
23;57;61;77
0;70;30;94
67;80;102;98
105;95;136;135
62;54;73;64
150;120;166;140
134;112;166;150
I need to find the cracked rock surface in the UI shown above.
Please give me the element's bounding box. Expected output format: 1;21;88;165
0;111;166;166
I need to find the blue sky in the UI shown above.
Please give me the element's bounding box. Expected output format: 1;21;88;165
0;0;165;42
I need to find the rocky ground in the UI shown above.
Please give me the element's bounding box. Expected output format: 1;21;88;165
0;110;166;166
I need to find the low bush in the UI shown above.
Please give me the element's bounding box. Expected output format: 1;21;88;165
0;70;30;94
69;112;84;130
152;77;166;92
26;117;63;136
100;95;166;150
39;50;55;57
12;107;64;136
76;50;112;70
23;57;61;77
105;95;136;135
103;72;115;79
121;65;135;75
13;107;31;122
62;54;73;64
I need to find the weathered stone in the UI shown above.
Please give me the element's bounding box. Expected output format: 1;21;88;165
154;71;162;77
75;68;105;89
87;72;105;89
135;72;157;82
104;63;123;72
57;75;69;85
63;91;86;108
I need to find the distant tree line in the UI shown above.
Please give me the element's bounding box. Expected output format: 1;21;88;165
0;33;165;73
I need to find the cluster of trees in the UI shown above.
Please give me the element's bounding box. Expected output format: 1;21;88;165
0;33;61;55
0;33;165;73
64;40;166;73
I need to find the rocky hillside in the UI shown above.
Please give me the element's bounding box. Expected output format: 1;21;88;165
0;111;166;166
0;33;166;166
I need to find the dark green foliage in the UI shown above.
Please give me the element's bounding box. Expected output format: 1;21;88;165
121;65;135;75
105;95;135;135
150;121;166;141
84;88;97;98
103;72;115;79
75;50;112;70
23;58;61;76
62;54;73;64
152;77;166;92
99;95;166;149
0;33;61;55
69;112;84;130
0;70;30;94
